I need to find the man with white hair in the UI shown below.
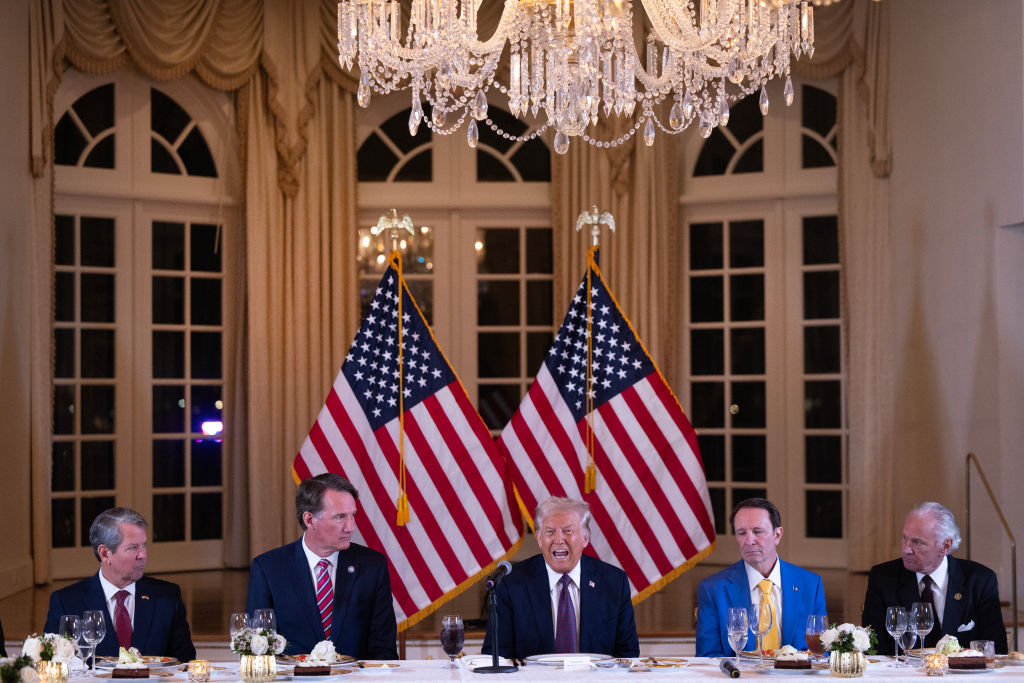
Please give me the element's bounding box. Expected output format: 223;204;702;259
481;497;639;660
861;502;1008;653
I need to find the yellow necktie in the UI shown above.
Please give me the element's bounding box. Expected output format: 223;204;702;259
758;579;780;651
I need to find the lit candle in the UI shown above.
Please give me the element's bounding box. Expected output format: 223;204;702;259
188;660;211;682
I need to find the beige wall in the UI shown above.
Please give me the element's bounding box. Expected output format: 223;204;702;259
889;0;1024;604
0;0;38;599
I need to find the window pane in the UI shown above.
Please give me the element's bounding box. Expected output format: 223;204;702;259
191;278;222;326
527;332;552;375
477;151;515;182
803;271;840;319
689;223;723;270
54;385;75;434
356;133;399;182
806;490;843;538
805;380;841;428
81;441;115;490
153;221;185;270
478;229;519;274
52;498;75;548
191;385;223;433
802;136;836;169
730;328;765;374
81;329;115;378
55;272;75;322
690;329;724;375
80;385;114;434
526;229;553;273
151;89;190;145
478;333;520;378
690;276;723;322
153;276;184;324
690;381;724;428
52;441;75;491
395;151;433;182
709;487;726;535
510;140;552;182
178;128;217;177
526;281;553;325
380;106;432;155
804;325;840;374
802;215;839;265
80;217;115;267
731;381;765;428
732;435;766;481
478;384;521;430
192;439;223;486
81;496;115;546
191;223;222;272
192;492;222;540
698;434;724;481
478;280;519;325
802;85;837;139
153;439;185;487
806;435;842;484
75;84;115;137
729;274;764;321
55;329;74;378
55;115;88;167
80;273;115;323
153;331;185;378
153;385;185;433
191;331;222;379
694;129;734;176
85;136;115;169
153;493;185;542
406;280;433;324
729;220;763;268
733;488;767;508
56;215;75;266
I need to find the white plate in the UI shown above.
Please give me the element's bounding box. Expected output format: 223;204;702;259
97;657;180;669
286;673;352;681
752;666;829;675
354;663;399;673
459;655;513;669
638;657;687;671
525;653;612;665
998;658;1024;666
943;668;995;675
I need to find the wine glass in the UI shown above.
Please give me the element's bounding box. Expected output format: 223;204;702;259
726;607;749;666
910;602;934;661
439;615;465;669
81;610;106;676
884;606;908;667
253;608;277;634
59;614;82;643
806;614;828;662
749;599;773;669
229;612;250;638
899;630;918;666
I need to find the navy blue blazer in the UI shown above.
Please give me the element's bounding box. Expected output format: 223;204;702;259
246;540;398;659
481;554;639;660
861;556;1008;654
696;559;826;657
44;574;195;662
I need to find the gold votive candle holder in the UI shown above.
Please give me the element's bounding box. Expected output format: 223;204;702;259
924;653;949;676
188;659;211;682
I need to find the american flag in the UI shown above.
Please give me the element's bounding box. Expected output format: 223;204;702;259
293;254;523;629
497;248;715;600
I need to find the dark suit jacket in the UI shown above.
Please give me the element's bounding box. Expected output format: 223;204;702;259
481;554;639;660
1;614;6;657
43;574;195;662
861;556;1007;654
246;540;398;659
696;560;827;657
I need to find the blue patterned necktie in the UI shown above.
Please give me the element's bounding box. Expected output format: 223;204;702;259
554;574;578;653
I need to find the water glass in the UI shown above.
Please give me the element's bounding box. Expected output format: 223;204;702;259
726;607;749;665
885;606;908;667
910;601;934;658
81;610;106;676
229;612;250;638
749;599;773;669
253;608;277;634
970;640;995;667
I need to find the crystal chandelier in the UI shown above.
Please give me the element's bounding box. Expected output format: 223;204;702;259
338;0;815;153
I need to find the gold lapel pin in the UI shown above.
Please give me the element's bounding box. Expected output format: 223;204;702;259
954;593;962;600
140;595;150;600
793;586;799;592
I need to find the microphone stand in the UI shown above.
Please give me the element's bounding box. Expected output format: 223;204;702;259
474;584;518;674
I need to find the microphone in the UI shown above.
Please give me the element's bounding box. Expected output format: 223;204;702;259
484;561;512;591
719;659;740;678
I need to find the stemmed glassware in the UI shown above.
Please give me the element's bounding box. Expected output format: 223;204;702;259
727;607;749;667
439;615;465;669
885;606;908;667
229;613;250;638
909;602;934;662
806;615;828;662
749;599;774;669
81;610;106;676
253;608;277;634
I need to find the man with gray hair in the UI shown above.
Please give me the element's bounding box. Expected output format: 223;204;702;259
862;502;1008;653
44;507;195;661
482;497;638;660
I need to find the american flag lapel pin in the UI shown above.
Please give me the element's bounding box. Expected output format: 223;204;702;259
140;595;150;600
589;581;595;588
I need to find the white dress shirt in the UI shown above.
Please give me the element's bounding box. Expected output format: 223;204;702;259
744;560;783;629
545;562;582;640
301;533;339;591
98;570;136;627
916;555;949;627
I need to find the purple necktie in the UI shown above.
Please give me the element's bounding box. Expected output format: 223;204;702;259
554;574;578;653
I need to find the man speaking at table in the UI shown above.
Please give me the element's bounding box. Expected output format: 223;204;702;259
44;507;196;661
246;473;398;658
696;498;826;657
482;497;639;660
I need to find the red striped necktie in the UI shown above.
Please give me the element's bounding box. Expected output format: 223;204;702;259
114;589;132;649
316;559;334;639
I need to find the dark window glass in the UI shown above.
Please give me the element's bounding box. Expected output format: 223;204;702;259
690;329;724;375
54;385;75;434
730;328;765;374
153;493;186;542
177;127;217;177
802;85;837;139
75;84;115;137
803;271;840;319
380;106;433;155
526;229;553;273
151;89;191;145
80;217;115;267
694;129;734;176
80;496;115;546
727;93;764;143
733;139;764;174
85;136;116;169
802;215;839;265
153;385;185;433
394;151;432;182
510;140;551;182
806;490;843;538
804;325;840;374
478;280;520;325
55;215;75;265
709;487;726;535
55;272;75;322
191;223;222;272
80;385;114;434
55;114;88;166
806;435;842;484
698;434;724;481
477;151;515;182
192;439;223;487
153;439;186;487
80;273;115;323
405;280;433;324
477;108;526;154
478;229;519;274
478;333;519;377
55;328;74;378
690;276;723;322
52;441;75;492
81;441;115;490
689;223;723;270
153;276;184;324
526;281;553;326
191;332;222;379
153;221;185;270
805;380;841;428
154;331;185;378
52;498;75;548
526;331;552;375
192;492;223;540
733;487;767;508
191;278;222;325
356;133;400;182
478;384;521;429
729;220;764;268
81;329;115;378
690;381;724;428
151;139;181;174
732;434;766;482
730;274;764;321
731;381;765;428
191;385;223;433
802;136;836;169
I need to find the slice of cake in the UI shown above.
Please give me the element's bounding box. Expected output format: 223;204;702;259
294;640;337;676
293;664;332;676
773;645;812;670
948;649;987;670
112;647;150;678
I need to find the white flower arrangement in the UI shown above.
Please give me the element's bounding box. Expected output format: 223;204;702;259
307;641;337;664
20;634;79;664
230;627;287;657
820;623;877;654
0;655;40;683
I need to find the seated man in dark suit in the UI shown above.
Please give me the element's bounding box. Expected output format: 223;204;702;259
246;473;398;658
44;507;195;662
862;502;1008;653
482;497;639;660
696;498;827;657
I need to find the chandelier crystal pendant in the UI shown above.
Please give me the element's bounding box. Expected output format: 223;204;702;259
338;0;815;153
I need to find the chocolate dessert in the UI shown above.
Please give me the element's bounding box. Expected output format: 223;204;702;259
111;668;150;678
294;665;332;676
773;658;812;670
948;656;986;670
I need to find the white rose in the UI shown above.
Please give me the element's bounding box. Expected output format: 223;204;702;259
249;634;269;656
272;635;287;655
53;637;77;662
22;637;43;662
20;666;41;683
837;623;856;635
852;631;871;652
820;628;838;649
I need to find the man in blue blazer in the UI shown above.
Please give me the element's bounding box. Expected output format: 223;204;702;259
696;498;826;657
44;508;195;662
482;497;639;660
246;473;398;659
862;502;1008;654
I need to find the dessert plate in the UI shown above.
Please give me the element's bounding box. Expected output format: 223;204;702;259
98;657;180;668
279;655;357;668
525;653;612;665
459;655;513;669
638;657;687;670
96;671;174;678
287;671;353;680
